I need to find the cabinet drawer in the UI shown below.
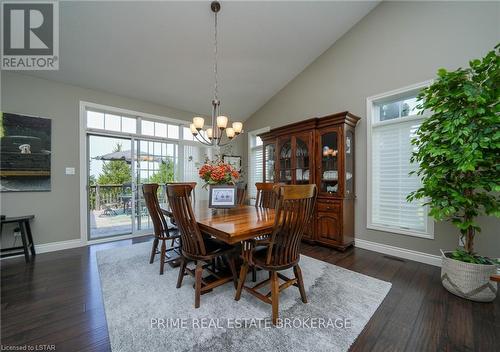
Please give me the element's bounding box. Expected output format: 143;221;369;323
317;200;341;213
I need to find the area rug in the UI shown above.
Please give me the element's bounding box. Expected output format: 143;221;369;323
96;242;391;352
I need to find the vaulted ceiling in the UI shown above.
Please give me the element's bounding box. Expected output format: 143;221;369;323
25;1;378;119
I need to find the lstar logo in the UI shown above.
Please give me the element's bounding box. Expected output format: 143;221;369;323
1;1;59;70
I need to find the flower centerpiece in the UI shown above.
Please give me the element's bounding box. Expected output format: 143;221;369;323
198;158;240;189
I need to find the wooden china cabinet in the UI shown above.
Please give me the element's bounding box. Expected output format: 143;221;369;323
259;111;360;250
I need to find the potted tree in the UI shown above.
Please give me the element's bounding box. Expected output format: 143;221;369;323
408;46;499;302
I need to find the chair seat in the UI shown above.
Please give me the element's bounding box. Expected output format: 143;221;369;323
204;237;235;255
252;246;299;271
182;237;237;261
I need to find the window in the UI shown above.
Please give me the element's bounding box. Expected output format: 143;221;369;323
84;104;200;188
139;120;180;139
87;111;104;129
248;128;269;202
122;117;137;133
104;113;121;132
154;122;167;138
141;120;155;136
367;82;433;238
86;110;139;134
167;124;179;139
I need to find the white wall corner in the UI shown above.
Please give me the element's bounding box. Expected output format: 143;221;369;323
355;238;442;267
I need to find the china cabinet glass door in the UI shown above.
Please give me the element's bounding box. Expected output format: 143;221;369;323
319;130;339;195
295;136;311;184
278;138;292;184
264;143;275;182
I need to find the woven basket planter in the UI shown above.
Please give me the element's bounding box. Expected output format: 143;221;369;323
441;250;498;302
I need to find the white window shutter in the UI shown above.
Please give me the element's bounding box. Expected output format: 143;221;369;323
248;145;263;201
371;119;427;233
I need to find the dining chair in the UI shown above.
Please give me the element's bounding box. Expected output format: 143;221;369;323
166;182;197;204
166;184;239;308
255;182;279;209
164;182;196;226
250;182;282;281
235;184;317;324
142;183;181;275
236;183;248;205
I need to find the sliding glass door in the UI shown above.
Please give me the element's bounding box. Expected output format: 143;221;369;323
87;135;178;239
87;134;134;239
134;139;177;232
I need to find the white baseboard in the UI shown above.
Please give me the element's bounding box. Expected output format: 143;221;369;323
1;234;150;260
355;238;442;267
8;234;442;268
35;238;85;254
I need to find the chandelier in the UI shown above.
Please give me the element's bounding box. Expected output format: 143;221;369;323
190;1;243;146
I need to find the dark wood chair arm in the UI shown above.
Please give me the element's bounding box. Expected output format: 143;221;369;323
490;274;500;283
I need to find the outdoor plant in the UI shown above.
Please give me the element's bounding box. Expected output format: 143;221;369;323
407;45;500;264
198;157;240;189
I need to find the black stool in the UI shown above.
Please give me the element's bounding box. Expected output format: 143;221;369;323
1;215;36;263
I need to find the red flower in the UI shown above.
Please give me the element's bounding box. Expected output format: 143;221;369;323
198;159;240;186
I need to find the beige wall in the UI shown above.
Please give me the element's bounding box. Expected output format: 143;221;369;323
1;72;201;245
243;1;500;257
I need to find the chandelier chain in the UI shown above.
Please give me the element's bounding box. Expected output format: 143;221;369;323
191;2;241;147
213;10;218;101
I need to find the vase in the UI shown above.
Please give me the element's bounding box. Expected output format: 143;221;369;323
440;250;498;302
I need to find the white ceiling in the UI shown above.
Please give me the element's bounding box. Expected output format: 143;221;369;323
25;1;378;120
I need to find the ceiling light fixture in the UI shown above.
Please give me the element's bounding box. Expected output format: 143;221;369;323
191;1;243;147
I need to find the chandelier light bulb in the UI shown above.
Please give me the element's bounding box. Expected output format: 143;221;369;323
207;128;213;139
226;127;235;139
232;122;243;134
217;115;228;129
193;117;205;130
190;123;198;136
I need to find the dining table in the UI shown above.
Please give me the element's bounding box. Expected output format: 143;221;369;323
161;200;275;245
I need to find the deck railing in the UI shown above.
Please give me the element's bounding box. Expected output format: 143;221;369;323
88;184;126;211
88;184;167;211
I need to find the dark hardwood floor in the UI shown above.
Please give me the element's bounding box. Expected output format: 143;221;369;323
1;236;498;351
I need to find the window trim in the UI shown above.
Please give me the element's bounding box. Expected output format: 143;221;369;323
366;81;435;239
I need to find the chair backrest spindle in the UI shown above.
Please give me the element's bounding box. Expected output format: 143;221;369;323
236;183;248;205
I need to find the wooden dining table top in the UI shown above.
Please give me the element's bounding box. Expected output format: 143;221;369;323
162;200;275;245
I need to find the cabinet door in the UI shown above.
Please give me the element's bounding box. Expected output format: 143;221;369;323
303;217;315;240
317;127;342;197
316;212;341;245
263;143;276;182
294;132;313;185
277;137;292;184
